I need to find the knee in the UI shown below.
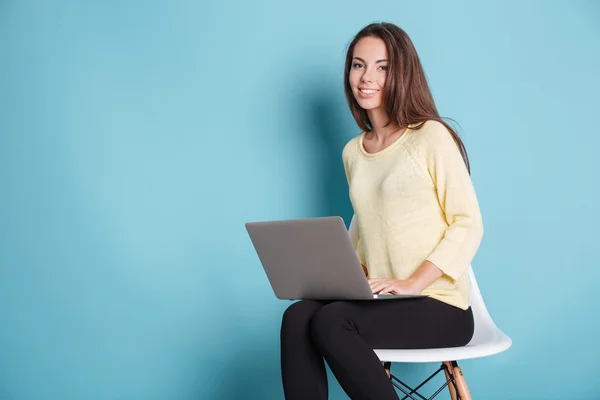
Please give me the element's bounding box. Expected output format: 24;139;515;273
281;300;322;333
310;302;358;346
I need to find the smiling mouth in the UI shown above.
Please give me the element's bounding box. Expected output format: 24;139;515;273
360;89;379;94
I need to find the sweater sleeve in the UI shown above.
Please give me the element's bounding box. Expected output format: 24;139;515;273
421;123;484;281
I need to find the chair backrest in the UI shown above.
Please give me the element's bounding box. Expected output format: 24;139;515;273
466;266;499;345
349;214;498;345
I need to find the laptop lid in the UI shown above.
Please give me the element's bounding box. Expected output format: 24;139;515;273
245;216;422;300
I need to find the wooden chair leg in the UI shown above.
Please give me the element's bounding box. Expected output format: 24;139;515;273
382;361;391;378
442;362;458;400
452;363;472;400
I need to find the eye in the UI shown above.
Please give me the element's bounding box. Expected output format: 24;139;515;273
352;63;363;68
378;65;388;71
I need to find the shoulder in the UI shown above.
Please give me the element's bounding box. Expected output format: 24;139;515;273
410;120;453;144
407;120;458;155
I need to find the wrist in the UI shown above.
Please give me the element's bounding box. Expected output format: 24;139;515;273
406;276;426;292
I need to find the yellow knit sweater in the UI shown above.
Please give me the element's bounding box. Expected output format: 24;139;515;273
342;120;484;310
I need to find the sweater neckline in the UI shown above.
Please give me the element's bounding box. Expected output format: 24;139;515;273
358;125;417;159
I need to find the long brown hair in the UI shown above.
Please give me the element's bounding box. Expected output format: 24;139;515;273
343;22;471;174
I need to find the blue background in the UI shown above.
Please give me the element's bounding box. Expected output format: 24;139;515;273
1;1;599;399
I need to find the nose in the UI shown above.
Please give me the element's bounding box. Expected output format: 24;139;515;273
361;67;374;83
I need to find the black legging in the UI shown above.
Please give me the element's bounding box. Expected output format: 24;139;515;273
280;297;474;400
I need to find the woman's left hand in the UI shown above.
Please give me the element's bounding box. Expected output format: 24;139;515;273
368;278;422;295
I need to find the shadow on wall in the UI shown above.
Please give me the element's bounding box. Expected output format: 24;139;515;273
204;333;283;399
204;80;358;400
302;80;355;226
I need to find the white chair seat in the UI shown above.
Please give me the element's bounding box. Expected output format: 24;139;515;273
374;329;512;363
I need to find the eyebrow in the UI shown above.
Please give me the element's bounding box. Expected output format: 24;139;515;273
352;57;388;63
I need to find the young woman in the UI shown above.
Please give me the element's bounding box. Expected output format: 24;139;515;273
280;22;484;400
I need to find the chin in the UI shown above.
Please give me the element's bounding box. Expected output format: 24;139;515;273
356;99;382;110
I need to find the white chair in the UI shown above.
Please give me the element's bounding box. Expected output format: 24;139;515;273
348;215;512;400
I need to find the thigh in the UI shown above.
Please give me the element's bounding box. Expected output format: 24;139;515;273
316;297;473;349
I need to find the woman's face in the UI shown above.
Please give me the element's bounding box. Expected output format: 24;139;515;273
349;36;389;111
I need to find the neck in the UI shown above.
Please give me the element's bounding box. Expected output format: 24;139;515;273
367;108;402;142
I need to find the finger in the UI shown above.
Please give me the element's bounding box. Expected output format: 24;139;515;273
380;283;398;294
379;284;394;294
368;279;383;289
371;282;391;293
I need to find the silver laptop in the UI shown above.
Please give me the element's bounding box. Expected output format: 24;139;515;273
245;216;425;301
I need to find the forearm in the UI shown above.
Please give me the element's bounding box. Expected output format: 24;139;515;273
407;260;443;292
